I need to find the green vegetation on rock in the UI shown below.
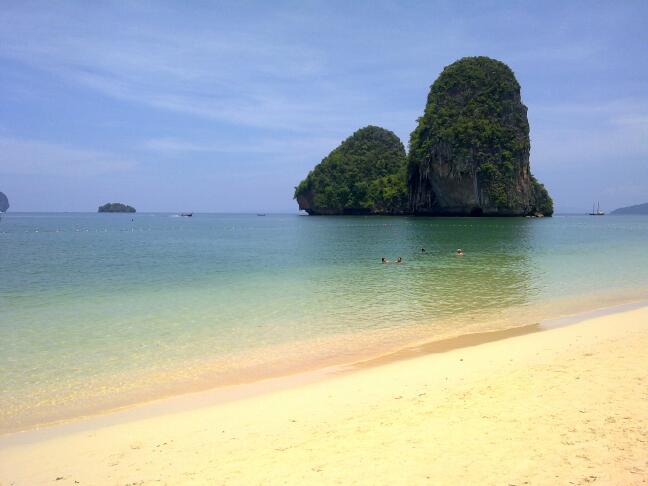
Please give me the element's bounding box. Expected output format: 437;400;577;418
98;202;136;213
408;56;553;216
294;56;553;217
294;126;408;214
531;176;553;216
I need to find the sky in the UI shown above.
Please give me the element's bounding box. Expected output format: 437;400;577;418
1;0;646;213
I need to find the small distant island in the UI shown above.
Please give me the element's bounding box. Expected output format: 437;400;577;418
0;191;9;212
98;203;136;213
611;202;648;215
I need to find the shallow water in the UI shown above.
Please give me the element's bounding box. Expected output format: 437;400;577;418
1;213;647;432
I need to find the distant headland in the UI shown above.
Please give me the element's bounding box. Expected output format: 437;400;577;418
611;202;648;215
98;203;136;213
0;191;9;212
295;56;553;217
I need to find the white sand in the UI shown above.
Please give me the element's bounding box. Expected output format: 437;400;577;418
1;306;647;485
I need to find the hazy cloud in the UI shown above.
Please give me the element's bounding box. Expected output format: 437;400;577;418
531;98;648;166
0;138;137;177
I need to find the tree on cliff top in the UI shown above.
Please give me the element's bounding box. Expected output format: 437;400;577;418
294;126;408;213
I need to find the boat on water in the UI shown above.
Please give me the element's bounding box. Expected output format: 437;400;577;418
589;202;605;216
180;212;193;217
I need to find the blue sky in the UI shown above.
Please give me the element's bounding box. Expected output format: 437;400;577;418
1;0;646;213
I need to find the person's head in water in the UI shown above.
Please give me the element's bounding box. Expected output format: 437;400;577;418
421;248;426;253
396;256;402;263
381;257;388;264
456;248;464;256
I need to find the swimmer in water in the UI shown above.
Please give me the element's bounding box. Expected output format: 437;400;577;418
421;248;426;253
456;248;464;256
381;257;389;264
396;257;402;264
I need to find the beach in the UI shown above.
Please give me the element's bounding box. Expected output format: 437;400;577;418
3;213;648;435
2;304;647;485
3;0;647;483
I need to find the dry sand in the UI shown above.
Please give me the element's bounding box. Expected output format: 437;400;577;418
1;306;647;485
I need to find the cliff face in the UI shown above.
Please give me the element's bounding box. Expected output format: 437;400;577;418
294;126;408;215
0;192;8;212
408;56;553;216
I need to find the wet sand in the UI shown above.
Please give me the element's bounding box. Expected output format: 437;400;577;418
1;305;647;484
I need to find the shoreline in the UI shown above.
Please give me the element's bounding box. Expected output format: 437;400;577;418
3;212;648;439
2;300;647;483
1;297;646;446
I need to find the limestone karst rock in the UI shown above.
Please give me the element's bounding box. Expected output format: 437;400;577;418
294;126;408;215
408;56;553;216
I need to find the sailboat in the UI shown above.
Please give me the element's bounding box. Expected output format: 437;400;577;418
589;202;605;216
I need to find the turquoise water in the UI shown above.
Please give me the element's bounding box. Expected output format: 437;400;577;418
1;213;648;432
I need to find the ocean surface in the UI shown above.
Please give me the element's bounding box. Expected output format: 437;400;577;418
1;212;647;433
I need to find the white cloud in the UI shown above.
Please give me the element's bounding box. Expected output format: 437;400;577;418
0;5;351;133
0;138;137;176
139;135;343;161
530;98;648;167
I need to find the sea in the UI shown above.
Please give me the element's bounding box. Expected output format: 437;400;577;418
1;212;647;433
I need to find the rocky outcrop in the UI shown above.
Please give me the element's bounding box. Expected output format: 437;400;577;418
98;202;136;213
0;192;8;212
408;56;553;216
294;126;408;215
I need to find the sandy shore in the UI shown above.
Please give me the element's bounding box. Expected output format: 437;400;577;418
1;306;647;485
